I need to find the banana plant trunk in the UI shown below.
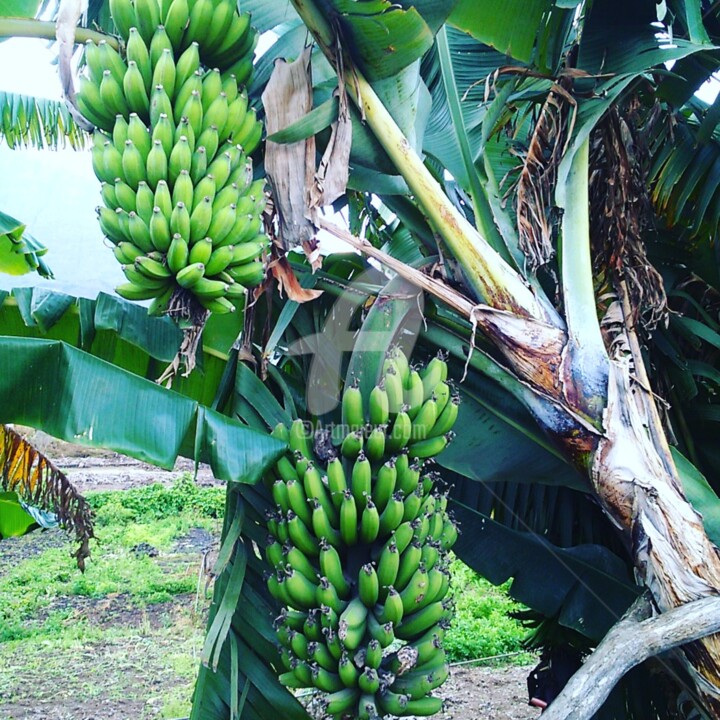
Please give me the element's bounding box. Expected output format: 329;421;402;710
289;1;720;709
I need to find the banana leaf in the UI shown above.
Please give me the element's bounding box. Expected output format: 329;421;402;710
0;91;87;150
450;495;639;641
0;336;286;483
0;211;52;279
0;491;37;538
0;288;243;406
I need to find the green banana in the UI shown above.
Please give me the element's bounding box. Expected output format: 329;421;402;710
319;540;350;598
188;237;214;266
404;370;424;420
154;180;173;221
167;233;189;274
283;543;317;584
376;586;404;626
358;563;379;608
339;490;358;546
100;70;127;119
97;206;126;243
420;353;448;401
399;563;429;615
358;693;379;720
174;41;200;94
121;139;146;190
428;395;459;438
170;201;191;240
337;655;360;689
145;140;168;190
327;458;347;508
152;48;177;99
225;260;265;287
387;410;412;453
133;0;160;44
175;261;205;288
365;425;386;462
397;459;420;495
376;540;400;593
351;452;371;510
127;114;151;160
368;612;395;648
369;381;389;426
203;244;234;275
113;179;137;213
402;486;424;523
284;567;319;610
126;29;152;93
309;641;337;673
359;499;380;544
287;511;320;558
378;492;405;536
111;114;129;149
109;0;134;40
395;541;422;591
149;206;172;252
324;687;359;715
149;25;173;68
392;520;415;554
357;667;380;695
229;240;265;266
373;458;397;512
383;364;404;416
312;666;344;693
394;599;452;641
311;498;342;548
127;214;153;253
303;463;338;527
342;380;364;430
408;433;451;460
163;0;189;50
135;181;154;223
316;576;346;615
115;281;163;301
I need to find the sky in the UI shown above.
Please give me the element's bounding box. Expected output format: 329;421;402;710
0;37;124;297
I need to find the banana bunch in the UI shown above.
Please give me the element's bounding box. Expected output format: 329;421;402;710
264;350;460;719
78;0;267;315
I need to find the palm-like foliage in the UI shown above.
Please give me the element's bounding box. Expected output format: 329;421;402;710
2;0;720;718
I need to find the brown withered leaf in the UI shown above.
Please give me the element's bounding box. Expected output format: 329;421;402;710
308;84;352;210
589;101;667;340
516;80;576;271
1;425;94;569
270;255;323;303
262;47;316;251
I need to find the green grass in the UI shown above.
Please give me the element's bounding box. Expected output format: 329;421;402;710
445;559;532;664
0;476;225;719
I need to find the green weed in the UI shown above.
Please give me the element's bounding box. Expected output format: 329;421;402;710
444;558;532;663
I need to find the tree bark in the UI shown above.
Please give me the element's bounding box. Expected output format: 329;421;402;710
543;595;720;720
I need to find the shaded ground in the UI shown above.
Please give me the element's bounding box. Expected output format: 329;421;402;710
1;434;540;720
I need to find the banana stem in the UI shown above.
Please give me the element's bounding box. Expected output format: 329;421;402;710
0;18;119;49
557;137;609;421
435;26;510;265
288;0;554;324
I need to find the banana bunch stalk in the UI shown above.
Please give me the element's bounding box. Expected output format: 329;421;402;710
79;0;267;316
265;349;459;719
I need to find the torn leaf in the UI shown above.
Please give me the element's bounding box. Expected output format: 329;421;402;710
261;47;316;251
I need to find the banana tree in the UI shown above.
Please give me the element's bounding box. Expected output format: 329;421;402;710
3;0;720;718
